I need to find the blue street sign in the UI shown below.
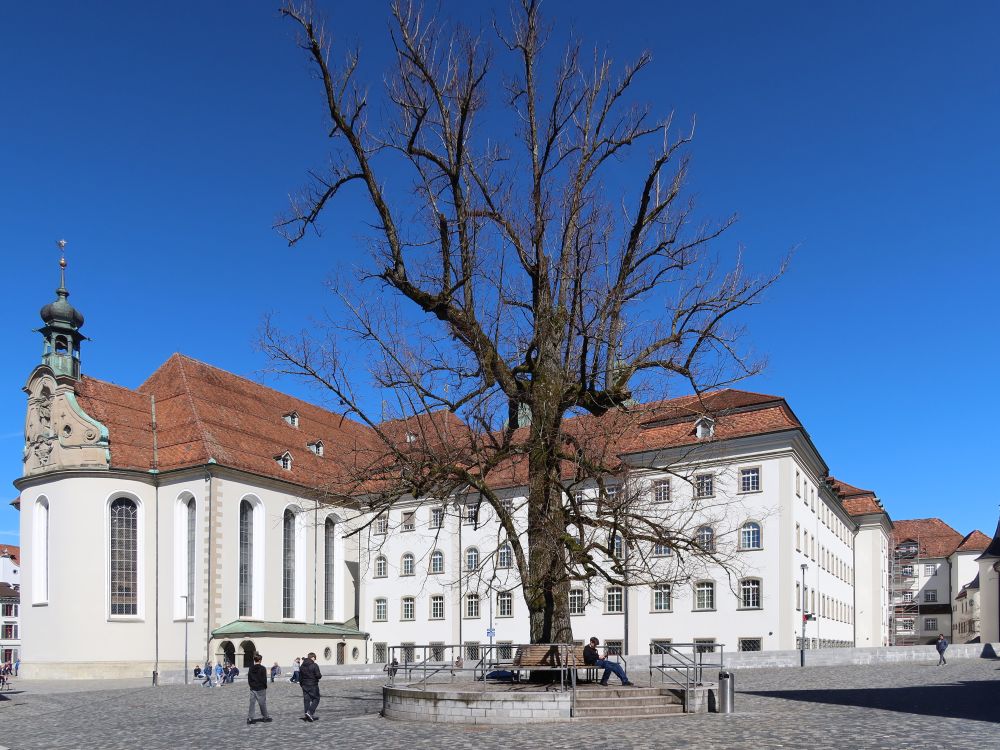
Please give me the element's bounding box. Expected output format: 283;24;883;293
486;628;496;638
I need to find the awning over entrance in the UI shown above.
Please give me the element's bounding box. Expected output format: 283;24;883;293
211;620;368;640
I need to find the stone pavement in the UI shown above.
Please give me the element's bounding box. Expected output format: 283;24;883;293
1;657;998;749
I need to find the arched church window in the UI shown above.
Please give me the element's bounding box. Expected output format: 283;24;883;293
238;499;254;617
324;517;336;621
282;509;296;618
185;498;196;617
110;498;138;616
33;497;49;604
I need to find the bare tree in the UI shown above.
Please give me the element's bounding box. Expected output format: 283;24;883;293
266;0;784;645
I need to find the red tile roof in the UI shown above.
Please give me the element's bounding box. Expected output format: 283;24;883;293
956;530;991;553
827;477;884;516
0;545;19;565
892;519;965;559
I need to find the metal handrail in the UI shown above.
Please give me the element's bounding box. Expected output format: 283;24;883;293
648;642;726;712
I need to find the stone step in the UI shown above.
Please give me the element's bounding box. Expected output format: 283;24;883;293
576;687;671;699
576;694;683;707
574;703;685;718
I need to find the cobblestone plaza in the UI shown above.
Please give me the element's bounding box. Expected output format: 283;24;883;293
2;658;998;749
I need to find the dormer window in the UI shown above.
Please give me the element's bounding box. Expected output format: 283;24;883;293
308;440;324;457
695;416;715;440
283;411;299;428
405;431;418;444
277;452;293;470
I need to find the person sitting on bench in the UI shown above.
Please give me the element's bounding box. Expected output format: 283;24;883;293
583;637;633;687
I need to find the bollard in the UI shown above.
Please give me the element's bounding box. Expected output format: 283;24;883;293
718;670;735;713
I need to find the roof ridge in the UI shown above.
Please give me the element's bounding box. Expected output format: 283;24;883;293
176;356;220;464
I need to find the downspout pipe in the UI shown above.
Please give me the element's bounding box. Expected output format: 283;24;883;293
151;395;160;686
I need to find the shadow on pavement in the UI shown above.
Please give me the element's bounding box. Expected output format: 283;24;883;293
742;679;1000;723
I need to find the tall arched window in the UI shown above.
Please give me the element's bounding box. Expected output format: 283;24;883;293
282;509;296;618
109;498;138;616
324;517;336;621
238;499;254;617
740;521;762;550
696;525;715;552
465;547;479;571
32;497;49;604
430;549;444;574
374;555;388;578
401;553;415;576
497;542;512;569
185;497;196;616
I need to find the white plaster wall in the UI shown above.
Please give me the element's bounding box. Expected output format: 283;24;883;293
854;520;890;646
978;559;999;643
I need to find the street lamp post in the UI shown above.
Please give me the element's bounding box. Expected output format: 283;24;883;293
800;564;808;668
180;595;190;684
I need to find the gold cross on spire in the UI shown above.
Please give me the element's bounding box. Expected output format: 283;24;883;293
56;239;67;287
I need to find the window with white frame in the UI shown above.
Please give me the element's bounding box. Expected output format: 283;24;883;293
652;583;672;612
465;593;480;618
652;541;671;556
694;638;716;653
402;512;415;531
238;499;254;617
898;618;914;632
695;416;715;439
497;542;513;569
324;517;336;620
184;497;196;617
604;485;618;503
32;497;49;605
308;440;324;456
695;474;714;498
497;591;513;617
740;521;762;550
924;617;938;631
605;640;623;655
465;547;480;571
465;503;478;525
282;509;297;618
696;525;715;552
738;638;762;652
611;533;624;559
902;590;913;603
283;411;299;428
569;588;585;615
653;479;671;503
401;553;415;576
694;581;715;610
497;642;513;660
606;586;624;613
374;515;388;535
374;555;387;578
901;564;913;577
795;523;801;551
740;578;762;609
739;467;761;493
109;497;139;616
401;596;415;621
430;507;444;529
501;498;514;514
796;582;801;610
430;550;444;574
278;452;292;470
430;594;445;620
374;643;387;663
796;470;801;496
924;590;937;603
431;643;446;661
465;642;481;660
374;598;387;622
923;564;936;576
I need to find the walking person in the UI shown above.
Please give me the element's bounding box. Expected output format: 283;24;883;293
583;637;633;687
214;661;224;687
290;657;301;683
270;662;281;684
298;652;322;721
202;660;213;687
246;654;272;725
936;634;949;665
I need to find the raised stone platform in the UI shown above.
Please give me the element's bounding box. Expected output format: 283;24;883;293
382;680;708;724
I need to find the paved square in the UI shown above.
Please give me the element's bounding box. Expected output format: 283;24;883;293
1;658;997;749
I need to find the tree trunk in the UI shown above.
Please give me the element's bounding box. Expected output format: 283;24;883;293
524;399;573;646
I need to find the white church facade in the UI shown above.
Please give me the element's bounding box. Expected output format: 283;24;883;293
15;258;898;679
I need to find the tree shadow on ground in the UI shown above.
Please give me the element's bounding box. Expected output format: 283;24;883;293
742;679;1000;723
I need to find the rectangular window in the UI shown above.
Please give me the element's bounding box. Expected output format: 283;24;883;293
402;512;415;531
606;586;624;613
1;623;17;640
465;642;481;661
604;640;623;656
497;642;513;660
695;581;715;610
902;591;914;603
924;590;937;603
430;507;444;529
652;583;672;612
796;582;801;611
902;565;914;577
795;523;801;551
652;542;671;556
374;643;387;663
466;593;480;618
694;638;716;653
374;516;388;535
738;638;762;652
1;604;14;617
501;498;514;514
653;479;671;503
430;595;445;620
401;596;415;621
923;564;936;576
374;598;387;622
465;503;478;525
431;643;446;661
651;639;672;654
569;589;585;615
695;474;714;498
796;470;801;497
402;643;415;662
740;579;762;609
739;467;761;493
497;591;513;618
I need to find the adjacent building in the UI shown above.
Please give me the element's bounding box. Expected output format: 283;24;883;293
0;546;20;664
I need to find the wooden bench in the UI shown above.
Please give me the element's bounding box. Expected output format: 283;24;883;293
511;645;596;684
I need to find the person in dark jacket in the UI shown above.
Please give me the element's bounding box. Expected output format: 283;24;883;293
298;652;322;721
583;637;633;686
247;654;272;724
936;634;949;665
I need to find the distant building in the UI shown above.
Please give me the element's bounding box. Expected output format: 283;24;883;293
0;546;20;664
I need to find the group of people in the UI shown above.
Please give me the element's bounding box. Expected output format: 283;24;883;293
196;660;240;687
0;659;18;689
245;652;323;725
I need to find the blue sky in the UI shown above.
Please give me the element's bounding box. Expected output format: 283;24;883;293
2;0;998;543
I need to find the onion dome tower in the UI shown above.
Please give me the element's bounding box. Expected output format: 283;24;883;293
38;240;86;380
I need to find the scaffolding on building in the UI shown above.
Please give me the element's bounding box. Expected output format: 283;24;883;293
889;533;921;646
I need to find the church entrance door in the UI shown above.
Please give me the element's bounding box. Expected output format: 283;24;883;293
337;643;345;664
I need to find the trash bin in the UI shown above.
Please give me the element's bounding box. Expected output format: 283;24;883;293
718;670;735;713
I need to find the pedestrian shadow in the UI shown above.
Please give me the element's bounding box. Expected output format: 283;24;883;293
742;680;1000;723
